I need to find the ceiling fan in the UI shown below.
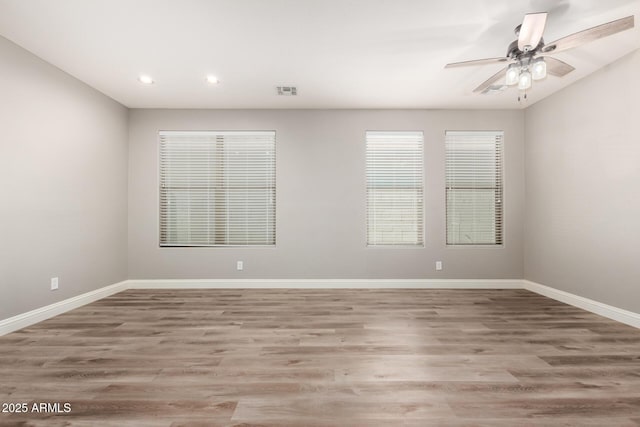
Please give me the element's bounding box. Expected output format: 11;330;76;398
445;13;635;98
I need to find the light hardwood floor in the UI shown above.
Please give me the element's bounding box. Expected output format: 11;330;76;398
1;289;639;426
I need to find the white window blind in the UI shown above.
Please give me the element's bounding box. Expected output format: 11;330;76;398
159;131;275;246
366;131;424;246
446;130;503;245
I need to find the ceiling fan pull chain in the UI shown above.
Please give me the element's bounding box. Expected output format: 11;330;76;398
517;91;529;103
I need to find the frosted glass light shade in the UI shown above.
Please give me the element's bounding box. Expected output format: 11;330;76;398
532;58;547;80
506;64;520;86
518;70;532;90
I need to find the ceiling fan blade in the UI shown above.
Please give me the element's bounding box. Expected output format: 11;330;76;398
545;57;575;77
445;57;509;68
518;12;548;51
542;15;634;54
473;67;507;93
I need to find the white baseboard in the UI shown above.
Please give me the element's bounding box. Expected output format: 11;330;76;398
0;280;129;336
127;278;523;289
523;280;640;329
0;278;520;336
2;278;638;336
127;279;638;328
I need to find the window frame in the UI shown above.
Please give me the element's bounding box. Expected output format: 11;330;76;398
158;130;276;248
445;130;504;247
365;130;425;248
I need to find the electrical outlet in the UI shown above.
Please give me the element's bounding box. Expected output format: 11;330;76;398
236;261;244;271
50;277;59;290
435;261;443;271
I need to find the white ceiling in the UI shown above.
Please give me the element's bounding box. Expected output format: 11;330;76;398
0;0;638;109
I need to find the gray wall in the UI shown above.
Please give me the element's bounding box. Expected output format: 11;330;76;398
525;48;640;313
0;36;129;319
128;109;525;279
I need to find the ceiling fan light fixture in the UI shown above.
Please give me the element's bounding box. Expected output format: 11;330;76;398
532;57;547;80
444;12;635;99
505;63;520;86
518;70;532;90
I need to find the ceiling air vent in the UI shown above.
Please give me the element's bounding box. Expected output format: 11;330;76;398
277;86;297;96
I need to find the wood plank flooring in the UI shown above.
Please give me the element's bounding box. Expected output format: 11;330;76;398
1;288;639;426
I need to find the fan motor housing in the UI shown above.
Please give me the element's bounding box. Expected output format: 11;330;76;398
507;38;544;59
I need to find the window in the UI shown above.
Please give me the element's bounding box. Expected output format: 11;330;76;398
159;131;275;246
366;131;424;246
446;130;503;245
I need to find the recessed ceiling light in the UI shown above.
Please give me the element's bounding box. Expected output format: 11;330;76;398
138;75;154;85
206;75;219;85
